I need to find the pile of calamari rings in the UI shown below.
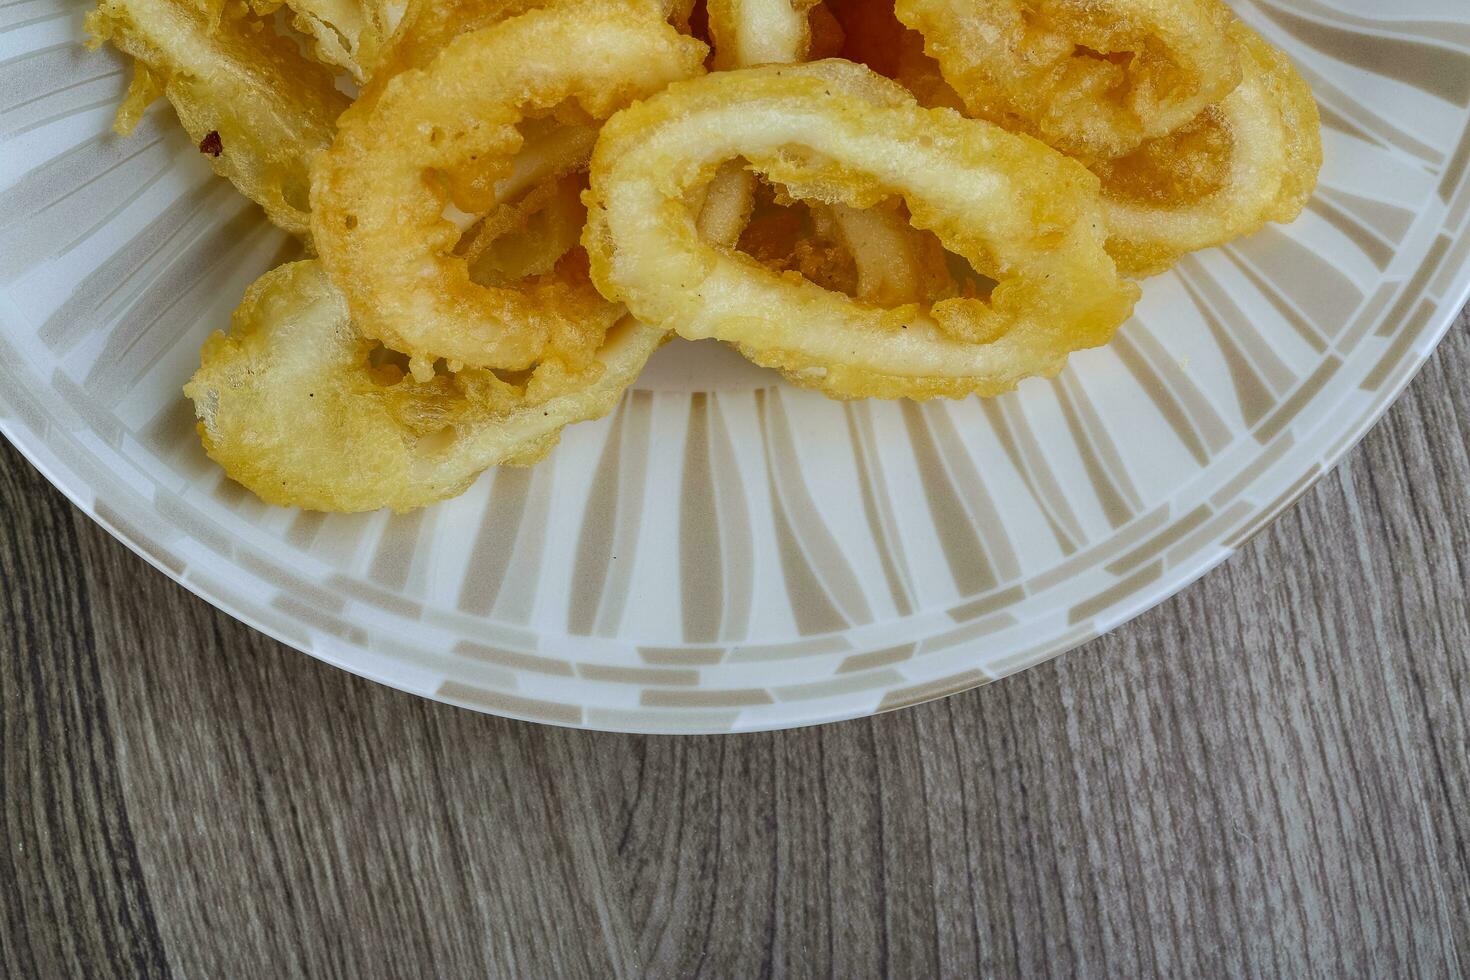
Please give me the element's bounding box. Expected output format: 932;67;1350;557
86;0;1321;512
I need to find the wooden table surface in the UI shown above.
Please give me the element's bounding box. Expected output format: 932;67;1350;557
3;315;1467;979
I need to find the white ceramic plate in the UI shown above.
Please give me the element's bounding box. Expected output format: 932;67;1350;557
4;0;1469;732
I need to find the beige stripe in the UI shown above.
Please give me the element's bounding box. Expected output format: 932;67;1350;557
1306;197;1394;269
1105;505;1212;576
566;401;626;634
760;389;871;629
1442;115;1470;203
93;500;185;576
982;399;1085;554
1376;235;1451;337
927;403;1024;579
680;393;722;643
838;643;916;674
708;394;755;640
1178;259;1294;392
568;392;655;637
50;370;122;445
1053;374;1141;528
876;670;990;712
1111;329;1230;464
286;510;326;550
586;707;739;732
455;640;575;676
438;682;583;726
727;634;850;662
1316;103;1384;149
1361;300;1437;391
1223;465;1324;549
577;663;700;686
844;401;916;615
271;596;368;645
237;548;345;613
1209;431;1296;509
772;669;906;702
901;401;996;595
1315;185;1414;243
1253;4;1470;104
1066;561;1165;626
1254;356;1343;443
917;612;1020;655
947;584;1027;623
456;467;531;616
1430;226;1470;299
641;687;774;708
1218;247;1329;351
1165;501;1254;568
1235;226;1362;328
329;575;423;618
1338;282;1402;351
639;645;726;666
1029;504;1171;592
153;488;236;559
368;508;424;590
595;391;655;635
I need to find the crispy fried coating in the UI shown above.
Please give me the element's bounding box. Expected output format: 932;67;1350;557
86;0;349;236
895;0;1241;158
185;261;665;512
585;61;1139;399
310;0;707;373
1092;22;1322;276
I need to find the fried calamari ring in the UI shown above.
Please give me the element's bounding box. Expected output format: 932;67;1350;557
895;0;1241;158
701;0;952;306
185;261;665;513
585;62;1139;399
1092;23;1322;277
705;0;822;68
311;0;706;374
380;0;697;81
86;0;349;236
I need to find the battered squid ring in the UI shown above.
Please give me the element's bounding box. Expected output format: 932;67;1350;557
185;261;666;513
705;0;823;69
700;0;953;308
310;0;706;375
894;0;1241;159
377;0;696;82
584;62;1140;399
1092;23;1322;277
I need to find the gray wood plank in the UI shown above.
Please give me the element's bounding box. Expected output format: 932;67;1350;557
2;314;1466;978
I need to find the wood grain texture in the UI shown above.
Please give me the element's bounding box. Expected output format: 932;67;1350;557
3;314;1468;979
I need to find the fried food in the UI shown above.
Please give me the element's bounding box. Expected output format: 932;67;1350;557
254;0;405;81
86;0;1321;511
185;261;665;512
701;0;954;309
1092;22;1322;276
705;0;822;68
894;0;1241;158
311;0;706;375
585;61;1140;399
86;0;349;236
